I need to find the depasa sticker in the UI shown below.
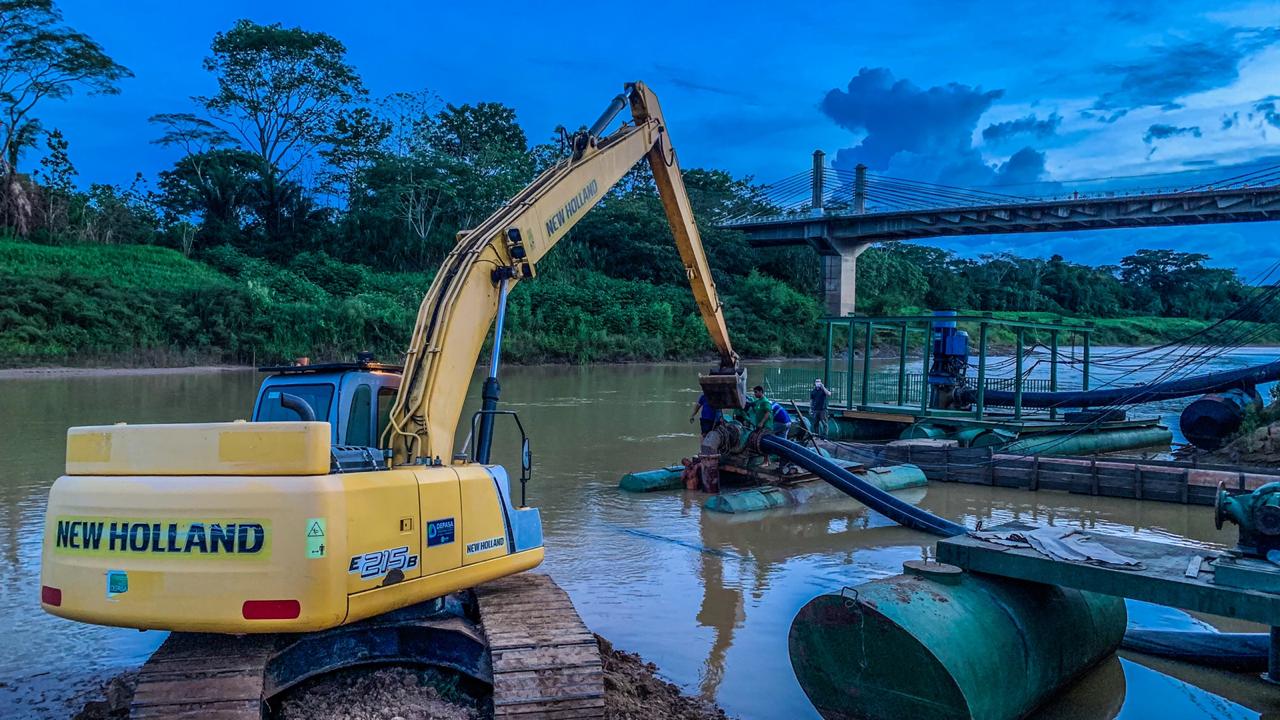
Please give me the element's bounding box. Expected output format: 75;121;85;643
348;546;419;580
426;518;455;547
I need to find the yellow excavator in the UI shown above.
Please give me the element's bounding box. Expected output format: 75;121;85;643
39;82;745;638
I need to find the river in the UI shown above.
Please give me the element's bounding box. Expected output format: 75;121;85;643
2;351;1280;718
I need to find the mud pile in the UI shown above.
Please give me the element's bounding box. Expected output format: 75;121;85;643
278;667;483;720
597;635;729;720
1206;420;1280;467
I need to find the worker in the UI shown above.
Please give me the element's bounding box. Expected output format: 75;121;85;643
770;400;792;438
747;386;772;429
689;392;718;436
810;379;831;436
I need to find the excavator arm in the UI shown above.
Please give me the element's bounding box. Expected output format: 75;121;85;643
386;81;745;466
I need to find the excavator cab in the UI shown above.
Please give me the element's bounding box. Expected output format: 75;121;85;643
254;354;402;450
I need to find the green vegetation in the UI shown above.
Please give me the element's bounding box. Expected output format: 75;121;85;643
0;5;1271;368
0;238;821;366
954;311;1280;349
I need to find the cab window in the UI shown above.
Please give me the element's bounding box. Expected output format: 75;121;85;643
376;387;397;443
255;384;335;422
345;384;373;446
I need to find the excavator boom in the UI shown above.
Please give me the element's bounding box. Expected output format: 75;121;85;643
387;81;744;466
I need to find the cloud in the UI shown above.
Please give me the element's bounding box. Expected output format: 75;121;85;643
982;113;1062;143
820;67;1046;187
1088;28;1280;114
820;68;1002;168
1079;109;1129;124
995;147;1050;184
1143;124;1202;144
1142;123;1202;158
1254;99;1280;129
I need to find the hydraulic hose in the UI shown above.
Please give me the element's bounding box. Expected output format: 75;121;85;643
759;435;966;537
979;359;1280;409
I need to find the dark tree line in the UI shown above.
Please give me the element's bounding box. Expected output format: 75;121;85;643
856;244;1249;321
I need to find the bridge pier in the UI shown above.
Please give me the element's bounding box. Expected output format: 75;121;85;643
820;244;867;317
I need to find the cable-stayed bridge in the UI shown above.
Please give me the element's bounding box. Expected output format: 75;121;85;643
718;151;1280;316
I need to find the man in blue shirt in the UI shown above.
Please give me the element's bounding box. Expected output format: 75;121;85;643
689;393;718;436
770;400;792;438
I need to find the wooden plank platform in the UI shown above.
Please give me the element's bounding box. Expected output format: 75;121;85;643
476;574;606;719
720;456;864;488
130;633;279;719
937;522;1280;626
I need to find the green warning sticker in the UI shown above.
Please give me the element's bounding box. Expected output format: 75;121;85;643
306;518;326;559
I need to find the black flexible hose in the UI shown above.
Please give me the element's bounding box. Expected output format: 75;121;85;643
759;435;967;537
979;359;1280;409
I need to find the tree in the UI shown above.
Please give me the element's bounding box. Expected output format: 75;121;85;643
318;105;390;200
155;148;263;245
0;0;131;173
198;20;363;182
195;20;364;237
1119;249;1244;318
855;244;928;314
33;126;74;231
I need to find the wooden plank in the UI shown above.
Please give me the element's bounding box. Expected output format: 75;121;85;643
477;574;605;720
132;700;261;720
131;632;274;719
132;675;264;705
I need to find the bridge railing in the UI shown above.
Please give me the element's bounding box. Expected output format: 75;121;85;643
719;162;1280;227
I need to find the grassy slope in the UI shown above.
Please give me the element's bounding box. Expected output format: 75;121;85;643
1;240;1271;368
0;240;816;366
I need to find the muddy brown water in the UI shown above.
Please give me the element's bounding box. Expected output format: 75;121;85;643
3;353;1280;719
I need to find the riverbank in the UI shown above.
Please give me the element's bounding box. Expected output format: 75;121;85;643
72;635;730;720
5;239;1273;370
0;364;254;379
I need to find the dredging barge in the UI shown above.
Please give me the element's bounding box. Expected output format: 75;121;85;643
622;312;1280;516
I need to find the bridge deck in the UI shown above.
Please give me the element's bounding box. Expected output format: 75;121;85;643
726;185;1280;247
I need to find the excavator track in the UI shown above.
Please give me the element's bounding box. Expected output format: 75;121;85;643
131;632;279;719
128;574;603;719
476;574;606;719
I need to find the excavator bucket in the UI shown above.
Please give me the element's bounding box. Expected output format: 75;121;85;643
700;366;748;410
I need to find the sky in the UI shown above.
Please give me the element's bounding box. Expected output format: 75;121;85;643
27;0;1280;276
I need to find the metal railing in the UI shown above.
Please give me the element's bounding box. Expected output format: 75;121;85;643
761;367;1051;409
